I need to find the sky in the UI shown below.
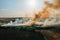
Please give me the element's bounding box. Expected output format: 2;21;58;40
0;0;53;17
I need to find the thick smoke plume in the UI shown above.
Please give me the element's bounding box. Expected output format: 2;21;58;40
29;0;60;26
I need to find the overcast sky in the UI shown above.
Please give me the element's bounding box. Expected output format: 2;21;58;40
0;0;53;17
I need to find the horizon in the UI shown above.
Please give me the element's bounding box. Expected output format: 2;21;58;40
0;0;53;17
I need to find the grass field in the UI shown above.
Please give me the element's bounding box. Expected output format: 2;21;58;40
0;25;60;40
0;18;60;40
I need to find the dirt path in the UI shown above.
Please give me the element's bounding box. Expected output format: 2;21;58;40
41;30;60;40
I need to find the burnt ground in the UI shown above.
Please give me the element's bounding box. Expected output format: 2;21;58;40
0;26;60;40
0;28;45;40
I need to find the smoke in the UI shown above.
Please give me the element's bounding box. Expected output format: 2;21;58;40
1;0;60;26
28;0;60;26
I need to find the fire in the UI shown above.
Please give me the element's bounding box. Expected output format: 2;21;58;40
29;7;50;25
28;0;60;26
